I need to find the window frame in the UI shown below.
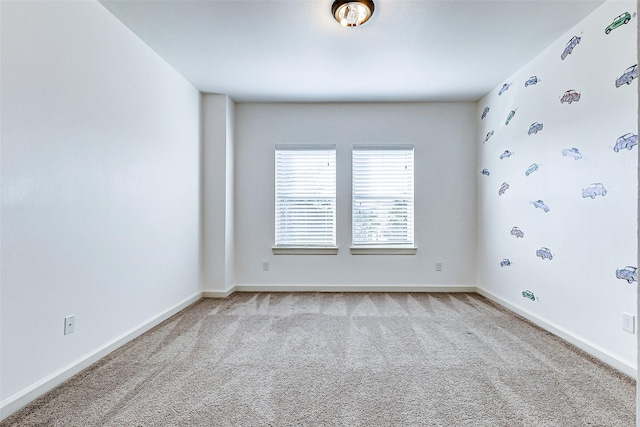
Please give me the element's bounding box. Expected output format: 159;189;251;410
350;144;416;255
272;144;338;255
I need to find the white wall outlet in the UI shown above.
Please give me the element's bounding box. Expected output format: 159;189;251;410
262;261;269;271
622;313;635;334
435;262;443;271
64;315;76;335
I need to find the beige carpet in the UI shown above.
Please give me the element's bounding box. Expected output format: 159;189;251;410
2;292;635;426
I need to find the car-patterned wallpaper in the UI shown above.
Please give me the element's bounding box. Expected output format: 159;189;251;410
477;0;638;366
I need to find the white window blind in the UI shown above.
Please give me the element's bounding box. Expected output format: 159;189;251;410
275;145;336;247
352;145;414;247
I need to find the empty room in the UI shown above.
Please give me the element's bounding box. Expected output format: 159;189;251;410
1;0;639;425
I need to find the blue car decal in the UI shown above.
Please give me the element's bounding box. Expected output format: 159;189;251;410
498;83;511;96
561;36;581;60
536;247;553;260
524;76;540;87
616;266;637;283
613;133;638;152
561;147;582;160
528;122;543;135
484;130;494;143
582;183;607;199
615;64;637;88
500;150;513;160
510;227;524;238
525;163;539;176
532;200;550;212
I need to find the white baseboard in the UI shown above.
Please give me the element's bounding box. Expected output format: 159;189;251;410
477;287;637;379
231;284;476;293
202;287;236;298
0;292;203;421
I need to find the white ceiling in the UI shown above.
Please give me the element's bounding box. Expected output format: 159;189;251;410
99;0;605;102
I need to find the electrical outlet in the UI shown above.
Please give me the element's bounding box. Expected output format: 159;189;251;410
64;315;76;335
435;262;443;271
622;313;635;334
262;261;270;271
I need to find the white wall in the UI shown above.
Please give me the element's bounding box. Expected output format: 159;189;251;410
0;0;201;413
637;2;640;419
477;0;638;373
202;94;235;295
234;103;477;288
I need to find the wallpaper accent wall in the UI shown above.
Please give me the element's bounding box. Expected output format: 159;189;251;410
478;0;638;369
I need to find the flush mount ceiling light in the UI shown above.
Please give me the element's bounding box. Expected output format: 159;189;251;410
332;0;374;27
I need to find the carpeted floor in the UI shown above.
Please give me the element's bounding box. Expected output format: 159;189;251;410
2;292;636;426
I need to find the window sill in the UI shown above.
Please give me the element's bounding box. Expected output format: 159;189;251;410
350;247;417;255
272;247;339;255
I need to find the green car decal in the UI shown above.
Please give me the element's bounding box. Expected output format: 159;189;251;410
522;290;536;301
605;12;631;34
505;110;516;125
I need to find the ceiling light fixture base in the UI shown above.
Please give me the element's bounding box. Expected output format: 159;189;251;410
331;0;375;27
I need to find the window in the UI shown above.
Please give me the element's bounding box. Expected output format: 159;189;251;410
352;145;415;254
274;145;337;254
